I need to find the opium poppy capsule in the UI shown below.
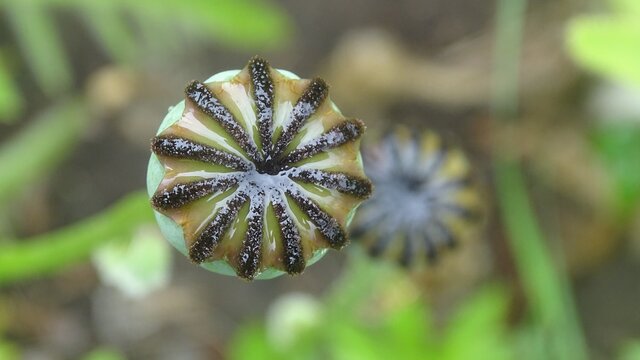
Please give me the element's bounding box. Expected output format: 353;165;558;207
147;57;372;280
351;127;483;267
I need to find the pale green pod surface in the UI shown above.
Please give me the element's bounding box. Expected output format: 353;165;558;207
147;57;372;280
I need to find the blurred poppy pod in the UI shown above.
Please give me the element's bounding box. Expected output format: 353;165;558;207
351;127;483;267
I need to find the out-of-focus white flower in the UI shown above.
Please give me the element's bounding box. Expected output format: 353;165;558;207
266;293;323;349
590;82;640;123
92;225;171;299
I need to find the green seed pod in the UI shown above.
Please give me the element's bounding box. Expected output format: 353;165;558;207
147;57;372;280
351;126;482;267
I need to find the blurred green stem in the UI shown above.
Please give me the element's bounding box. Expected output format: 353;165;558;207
492;0;587;359
493;0;525;120
0;191;153;286
494;163;587;359
5;1;73;95
0;99;88;204
0;51;24;122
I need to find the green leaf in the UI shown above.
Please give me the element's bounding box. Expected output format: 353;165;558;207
191;0;292;49
619;341;640;360
82;348;126;360
93;226;171;298
228;323;281;360
567;16;640;88
325;247;397;318
0;341;20;360
0;52;23;122
381;302;433;360
0;191;154;286
4;1;73;95
329;322;384;360
441;286;511;360
0;99;88;204
591;124;640;217
611;0;640;15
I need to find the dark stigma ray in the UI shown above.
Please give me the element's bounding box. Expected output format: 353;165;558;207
288;169;372;199
271;192;305;274
236;191;265;280
434;202;481;222
151;175;241;210
152;136;251;172
367;220;397;257
348;224;368;239
422;140;449;181
420;228;438;262
280;119;365;165
272;78;329;158
285;188;347;249
349;204;388;239
350;208;386;239
432;217;457;248
248;57;275;157
423;176;472;194
408;130;422;163
399;236;414;267
185;80;261;163
384;131;403;175
189;192;249;263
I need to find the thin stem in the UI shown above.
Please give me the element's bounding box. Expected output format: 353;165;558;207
0;99;88;204
492;0;526;120
0;191;153;286
492;0;588;358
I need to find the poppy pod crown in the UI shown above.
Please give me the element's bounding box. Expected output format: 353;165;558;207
147;57;372;280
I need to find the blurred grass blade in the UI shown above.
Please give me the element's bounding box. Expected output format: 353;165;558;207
127;0;292;49
81;4;137;64
135;13;181;56
0;52;23;122
181;0;292;48
495;162;588;360
5;1;73;95
0;0;291;105
0;99;88;204
0;191;153;286
493;0;588;358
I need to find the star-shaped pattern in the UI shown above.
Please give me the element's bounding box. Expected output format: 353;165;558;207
150;57;372;280
351;127;482;267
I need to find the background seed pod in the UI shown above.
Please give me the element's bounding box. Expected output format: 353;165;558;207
351;126;483;268
147;58;372;280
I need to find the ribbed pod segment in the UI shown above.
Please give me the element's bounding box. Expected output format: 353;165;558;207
149;57;372;280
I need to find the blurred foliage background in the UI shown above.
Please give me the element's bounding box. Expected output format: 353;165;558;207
0;0;639;359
